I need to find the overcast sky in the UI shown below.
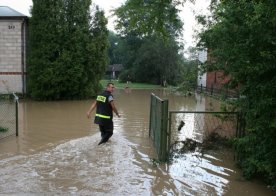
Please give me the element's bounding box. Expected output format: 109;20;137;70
0;0;210;51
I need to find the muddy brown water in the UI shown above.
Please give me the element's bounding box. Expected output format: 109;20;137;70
0;89;274;195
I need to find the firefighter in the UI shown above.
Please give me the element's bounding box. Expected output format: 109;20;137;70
87;82;120;145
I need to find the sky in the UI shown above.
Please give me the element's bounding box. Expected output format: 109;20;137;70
0;0;210;52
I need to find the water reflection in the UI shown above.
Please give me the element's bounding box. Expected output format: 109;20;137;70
0;89;274;195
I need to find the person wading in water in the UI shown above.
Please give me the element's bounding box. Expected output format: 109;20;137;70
87;82;120;145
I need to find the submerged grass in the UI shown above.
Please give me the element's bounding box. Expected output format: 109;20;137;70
0;127;8;132
169;132;234;160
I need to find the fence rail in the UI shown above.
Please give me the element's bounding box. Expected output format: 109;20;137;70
196;85;239;98
0;93;19;139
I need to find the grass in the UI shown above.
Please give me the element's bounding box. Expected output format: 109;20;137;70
100;80;164;89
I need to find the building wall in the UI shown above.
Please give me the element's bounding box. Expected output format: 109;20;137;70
206;71;231;89
198;72;207;87
197;50;207;87
0;19;26;94
205;49;231;89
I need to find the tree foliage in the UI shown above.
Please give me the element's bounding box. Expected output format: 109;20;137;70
132;36;183;85
108;32;183;85
112;0;192;85
107;31;136;66
88;5;109;93
197;0;276;187
114;0;186;38
181;59;198;87
28;0;108;100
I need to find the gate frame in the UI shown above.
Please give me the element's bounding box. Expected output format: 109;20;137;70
149;93;169;162
149;93;245;162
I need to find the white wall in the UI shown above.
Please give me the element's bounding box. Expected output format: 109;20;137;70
0;19;25;93
197;50;207;87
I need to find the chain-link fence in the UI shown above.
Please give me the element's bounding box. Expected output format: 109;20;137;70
0;93;19;139
169;111;239;145
196;85;239;98
149;94;244;162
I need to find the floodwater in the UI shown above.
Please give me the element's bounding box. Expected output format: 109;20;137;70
0;89;274;195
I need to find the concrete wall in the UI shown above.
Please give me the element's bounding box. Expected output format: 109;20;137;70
0;19;26;94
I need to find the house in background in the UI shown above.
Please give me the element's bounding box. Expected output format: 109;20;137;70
106;64;124;80
205;49;231;90
197;49;238;97
0;6;28;94
198;49;231;89
206;70;231;90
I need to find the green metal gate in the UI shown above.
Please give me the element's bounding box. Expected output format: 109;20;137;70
149;93;169;162
149;93;245;162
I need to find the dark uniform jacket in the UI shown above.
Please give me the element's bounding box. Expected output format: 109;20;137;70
94;90;113;125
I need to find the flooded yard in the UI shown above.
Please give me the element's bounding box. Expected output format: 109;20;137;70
0;89;274;195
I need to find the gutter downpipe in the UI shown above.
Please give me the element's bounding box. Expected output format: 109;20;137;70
21;18;27;95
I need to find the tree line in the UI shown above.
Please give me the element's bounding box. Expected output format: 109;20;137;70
28;0;197;99
109;0;197;86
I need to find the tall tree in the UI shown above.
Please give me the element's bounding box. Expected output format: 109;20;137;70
197;0;276;187
114;0;186;38
88;5;109;92
59;0;93;98
28;0;64;99
113;0;189;85
28;0;108;100
132;36;182;85
108;31;129;65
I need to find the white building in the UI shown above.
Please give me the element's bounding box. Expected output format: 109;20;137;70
197;49;207;87
0;6;28;94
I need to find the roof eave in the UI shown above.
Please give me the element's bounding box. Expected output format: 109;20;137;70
0;16;29;20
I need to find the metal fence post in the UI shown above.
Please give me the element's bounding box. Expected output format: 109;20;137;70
15;100;18;136
13;93;19;136
149;94;153;137
160;99;168;162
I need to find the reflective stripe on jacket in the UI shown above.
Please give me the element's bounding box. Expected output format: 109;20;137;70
94;91;113;125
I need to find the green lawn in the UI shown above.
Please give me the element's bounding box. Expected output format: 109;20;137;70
100;80;164;89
